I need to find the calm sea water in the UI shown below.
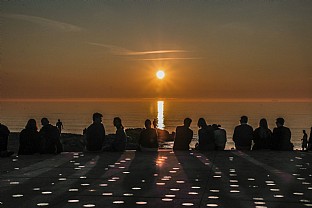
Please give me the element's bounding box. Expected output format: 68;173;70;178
0;99;311;149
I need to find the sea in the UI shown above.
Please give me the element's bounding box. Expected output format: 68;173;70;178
0;99;311;150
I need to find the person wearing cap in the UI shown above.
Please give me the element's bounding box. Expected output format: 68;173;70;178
39;117;63;154
272;117;293;150
233;116;253;150
85;112;106;151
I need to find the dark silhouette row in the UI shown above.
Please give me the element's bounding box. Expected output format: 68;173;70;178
1;114;312;157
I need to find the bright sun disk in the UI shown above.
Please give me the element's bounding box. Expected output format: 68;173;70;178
156;70;165;79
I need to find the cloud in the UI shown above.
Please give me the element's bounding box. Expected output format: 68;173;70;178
88;42;199;60
1;13;82;32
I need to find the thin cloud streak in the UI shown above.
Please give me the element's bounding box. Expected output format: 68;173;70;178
133;57;202;61
88;42;189;56
1;13;82;32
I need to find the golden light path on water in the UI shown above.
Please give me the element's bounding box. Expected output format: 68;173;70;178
157;100;165;130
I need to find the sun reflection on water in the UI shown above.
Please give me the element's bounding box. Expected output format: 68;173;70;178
157;100;165;130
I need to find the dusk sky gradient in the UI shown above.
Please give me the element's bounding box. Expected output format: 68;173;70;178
1;0;312;100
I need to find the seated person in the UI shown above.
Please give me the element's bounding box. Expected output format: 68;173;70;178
196;118;215;151
272;117;293;151
173;118;193;151
112;117;127;152
233;116;253;150
39;118;63;154
0;123;14;157
213;124;227;150
85;113;105;151
19;119;40;155
139;119;158;151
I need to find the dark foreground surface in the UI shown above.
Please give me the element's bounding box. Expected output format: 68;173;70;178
0;150;311;208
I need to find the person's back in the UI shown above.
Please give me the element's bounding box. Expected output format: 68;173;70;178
173;118;193;151
233;116;253;150
214;125;227;150
198;125;215;150
86;123;105;151
112;117;127;152
252;118;272;150
19;119;40;155
253;127;272;150
0;123;13;157
39;118;63;154
272;118;293;151
56;119;63;134
139;119;158;150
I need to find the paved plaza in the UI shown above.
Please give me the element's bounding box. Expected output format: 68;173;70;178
0;150;311;208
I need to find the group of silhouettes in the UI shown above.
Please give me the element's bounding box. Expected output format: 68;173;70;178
1;113;312;157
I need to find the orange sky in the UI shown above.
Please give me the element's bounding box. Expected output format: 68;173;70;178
1;1;311;100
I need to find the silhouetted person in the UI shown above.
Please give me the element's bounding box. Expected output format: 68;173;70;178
112;117;127;152
173;118;193;150
195;118;215;151
39;118;63;154
252;118;272;150
301;130;308;151
138;119;158;151
272;117;293;151
56;119;63;134
19;119;40;155
0;123;14;157
233;116;253;150
308;127;312;151
85;113;105;151
213;124;227;150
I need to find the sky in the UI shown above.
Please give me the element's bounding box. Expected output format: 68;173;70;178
1;0;312;100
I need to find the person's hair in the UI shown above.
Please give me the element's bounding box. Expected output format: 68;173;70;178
259;118;268;129
41;117;49;125
92;112;103;121
26;119;37;130
114;117;123;128
184;118;192;126
197;118;207;128
145;119;151;128
276;117;285;125
240;116;248;123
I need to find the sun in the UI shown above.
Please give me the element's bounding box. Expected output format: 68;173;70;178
156;70;165;79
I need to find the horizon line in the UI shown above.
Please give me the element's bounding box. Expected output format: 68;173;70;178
1;97;311;103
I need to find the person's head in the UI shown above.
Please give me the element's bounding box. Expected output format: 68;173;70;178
303;130;306;134
145;119;152;129
240;116;248;124
26;119;37;130
259;118;268;129
41;117;49;126
58;119;60;122
113;117;122;128
276;117;285;127
183;118;192;127
197;118;207;128
92;112;103;123
212;124;219;130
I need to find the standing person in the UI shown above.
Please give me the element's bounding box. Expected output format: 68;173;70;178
252;118;272;150
195;118;215;151
213;124;227;150
112;117;127;152
173;118;193;151
0;123;14;157
271;117;293;151
85;113;105;151
56;119;63;134
19;119;40;155
39;118;63;154
308;127;312;151
233;116;253;150
138;119;158;151
301;130;308;151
